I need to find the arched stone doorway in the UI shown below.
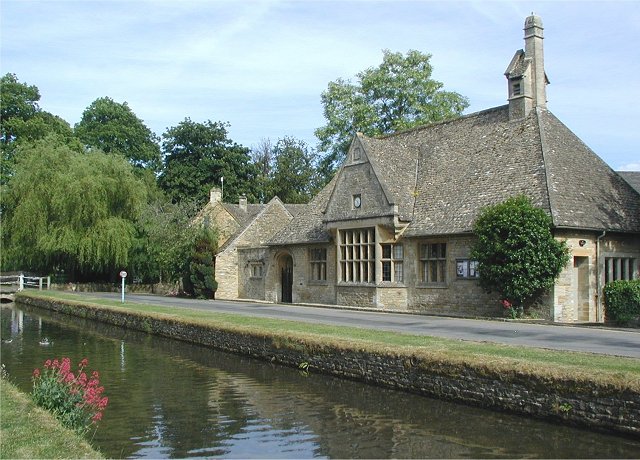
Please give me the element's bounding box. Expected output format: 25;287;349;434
280;254;293;303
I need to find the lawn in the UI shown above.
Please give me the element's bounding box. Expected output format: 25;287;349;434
0;378;103;459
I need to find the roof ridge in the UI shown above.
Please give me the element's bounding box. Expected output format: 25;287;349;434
374;105;509;140
536;107;557;226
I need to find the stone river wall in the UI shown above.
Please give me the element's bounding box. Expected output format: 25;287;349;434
18;295;639;437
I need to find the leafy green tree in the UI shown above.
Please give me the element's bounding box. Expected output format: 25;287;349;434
470;195;570;315
186;226;218;299
250;137;273;203
1;74;76;185
158;119;258;205
315;49;469;179
1;73;40;134
266;137;320;204
75;97;161;171
130;196;203;284
2;135;146;279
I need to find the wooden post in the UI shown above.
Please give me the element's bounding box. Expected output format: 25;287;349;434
18;274;24;291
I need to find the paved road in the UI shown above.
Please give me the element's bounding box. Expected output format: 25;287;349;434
66;292;640;358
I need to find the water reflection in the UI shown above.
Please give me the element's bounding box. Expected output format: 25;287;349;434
1;303;639;459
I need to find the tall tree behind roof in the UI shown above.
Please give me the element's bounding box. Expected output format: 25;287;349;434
75;97;161;172
158;118;259;205
315;49;469;182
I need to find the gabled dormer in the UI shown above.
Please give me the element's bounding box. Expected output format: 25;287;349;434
322;134;398;229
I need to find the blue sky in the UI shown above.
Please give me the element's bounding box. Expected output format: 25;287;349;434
2;0;639;170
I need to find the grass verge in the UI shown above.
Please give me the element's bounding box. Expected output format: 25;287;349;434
17;290;640;391
0;378;103;459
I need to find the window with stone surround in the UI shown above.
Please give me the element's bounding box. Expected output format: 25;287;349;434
339;228;375;283
605;257;637;283
420;242;447;284
512;81;522;96
381;243;404;282
250;262;263;279
456;259;479;279
309;248;327;282
352;146;362;161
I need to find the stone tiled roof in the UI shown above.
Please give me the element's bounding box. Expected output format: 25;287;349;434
504;49;529;78
283;204;308;217
223;203;265;227
270;105;640;243
358;134;418;222
268;176;337;245
403;106;552;236
217;197;303;252
618;171;640;194
537;111;640;232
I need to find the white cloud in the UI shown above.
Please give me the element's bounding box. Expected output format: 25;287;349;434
617;163;640;172
1;0;638;163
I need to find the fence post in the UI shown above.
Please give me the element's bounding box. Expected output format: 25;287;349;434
47;276;51;289
39;277;43;290
18;274;24;291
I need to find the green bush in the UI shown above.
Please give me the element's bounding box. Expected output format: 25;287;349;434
604;280;640;324
470;195;570;316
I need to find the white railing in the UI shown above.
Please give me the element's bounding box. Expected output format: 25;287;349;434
0;274;51;292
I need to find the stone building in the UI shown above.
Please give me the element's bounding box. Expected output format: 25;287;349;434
207;14;640;323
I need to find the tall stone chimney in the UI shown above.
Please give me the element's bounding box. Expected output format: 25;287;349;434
505;13;549;120
524;14;547;109
210;187;222;204
239;194;247;212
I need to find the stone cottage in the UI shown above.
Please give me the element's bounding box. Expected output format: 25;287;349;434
207;14;640;323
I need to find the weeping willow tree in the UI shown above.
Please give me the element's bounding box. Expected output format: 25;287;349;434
2;134;146;279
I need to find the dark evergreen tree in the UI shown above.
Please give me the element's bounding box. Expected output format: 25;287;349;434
186;226;218;299
159;119;258;205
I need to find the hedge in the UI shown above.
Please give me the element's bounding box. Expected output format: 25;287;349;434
603;279;640;324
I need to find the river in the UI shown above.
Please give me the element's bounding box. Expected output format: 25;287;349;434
1;302;639;459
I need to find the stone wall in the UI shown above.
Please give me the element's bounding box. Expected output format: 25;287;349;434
406;235;501;317
215;249;239;300
237;247;267;300
51;282;176;295
19;294;640;437
336;285;376;308
552;230;640;323
263;245;337;305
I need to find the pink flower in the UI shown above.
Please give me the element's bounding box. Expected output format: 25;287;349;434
32;368;41;378
60;358;71;375
501;299;512;309
79;358;88;369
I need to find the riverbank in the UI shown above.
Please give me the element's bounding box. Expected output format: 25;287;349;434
0;378;104;459
16;291;640;437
